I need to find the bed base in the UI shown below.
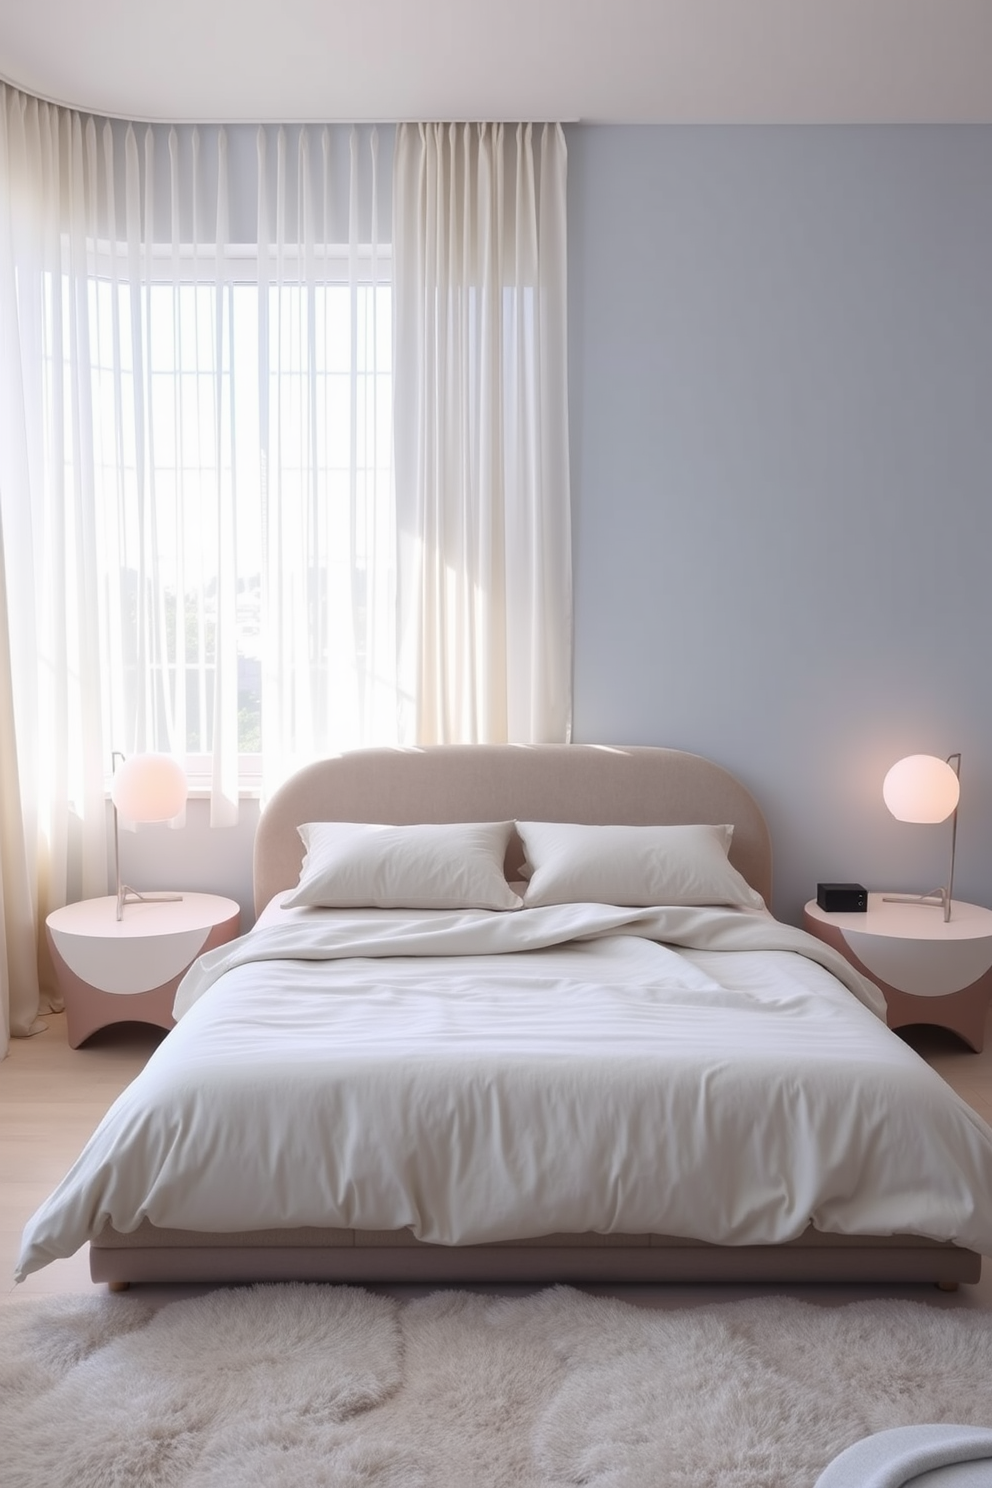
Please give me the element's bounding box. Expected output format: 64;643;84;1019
89;1222;981;1289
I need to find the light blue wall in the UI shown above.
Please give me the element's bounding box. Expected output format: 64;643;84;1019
567;125;992;922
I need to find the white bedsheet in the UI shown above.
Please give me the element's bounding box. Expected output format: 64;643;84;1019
16;903;992;1279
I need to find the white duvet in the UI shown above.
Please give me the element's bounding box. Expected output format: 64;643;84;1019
16;902;992;1279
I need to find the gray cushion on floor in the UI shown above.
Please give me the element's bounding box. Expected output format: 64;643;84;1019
816;1425;992;1488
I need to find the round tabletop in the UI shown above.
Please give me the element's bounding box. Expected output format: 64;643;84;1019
804;894;992;942
804;893;992;998
46;893;241;996
47;892;240;938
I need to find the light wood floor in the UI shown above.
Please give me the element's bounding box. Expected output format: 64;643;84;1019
4;1008;992;1311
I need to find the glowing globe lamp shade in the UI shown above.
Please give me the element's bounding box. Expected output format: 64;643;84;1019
110;753;187;920
881;751;962;923
882;754;960;825
111;753;187;823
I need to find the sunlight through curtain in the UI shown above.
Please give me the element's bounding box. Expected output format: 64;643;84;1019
393;122;572;744
256;124;397;789
0;90;572;1044
0;87;394;831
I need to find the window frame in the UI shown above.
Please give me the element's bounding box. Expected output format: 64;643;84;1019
79;237;394;794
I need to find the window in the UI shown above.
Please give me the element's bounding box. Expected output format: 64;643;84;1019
59;241;393;790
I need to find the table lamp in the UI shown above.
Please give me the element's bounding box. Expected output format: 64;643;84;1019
882;752;961;923
111;752;188;921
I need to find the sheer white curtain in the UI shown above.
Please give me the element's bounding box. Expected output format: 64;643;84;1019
0;86;393;1042
256;125;397;785
0;502;47;1055
0;91;573;1048
393;122;572;743
0;90;391;786
0;91;107;1040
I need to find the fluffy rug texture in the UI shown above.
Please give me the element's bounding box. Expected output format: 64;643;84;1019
3;1286;992;1488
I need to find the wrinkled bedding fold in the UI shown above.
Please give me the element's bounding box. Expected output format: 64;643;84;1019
175;902;888;1018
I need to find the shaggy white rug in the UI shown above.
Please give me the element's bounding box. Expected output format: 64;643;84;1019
3;1286;992;1488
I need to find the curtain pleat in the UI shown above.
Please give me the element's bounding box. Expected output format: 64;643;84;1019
210;127;240;825
257;123;398;790
0;501;46;1052
393;122;572;745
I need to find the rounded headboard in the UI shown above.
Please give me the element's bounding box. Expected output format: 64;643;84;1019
253;744;772;917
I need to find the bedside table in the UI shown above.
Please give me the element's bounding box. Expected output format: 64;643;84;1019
46;893;240;1048
803;893;992;1052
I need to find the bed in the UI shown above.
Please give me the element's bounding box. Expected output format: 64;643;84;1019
16;744;992;1289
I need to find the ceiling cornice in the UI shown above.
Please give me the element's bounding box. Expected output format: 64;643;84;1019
1;0;991;127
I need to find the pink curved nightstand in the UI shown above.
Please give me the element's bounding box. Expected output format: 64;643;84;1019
46;893;241;1048
804;894;992;1052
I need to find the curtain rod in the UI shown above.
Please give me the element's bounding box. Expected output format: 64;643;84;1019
0;75;577;129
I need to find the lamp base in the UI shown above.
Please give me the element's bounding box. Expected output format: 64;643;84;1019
116;886;184;922
882;888;952;923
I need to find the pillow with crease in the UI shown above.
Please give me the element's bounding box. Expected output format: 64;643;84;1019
515;821;765;909
283;820;522;910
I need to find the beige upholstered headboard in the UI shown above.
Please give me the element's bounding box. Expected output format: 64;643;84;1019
253;744;773;917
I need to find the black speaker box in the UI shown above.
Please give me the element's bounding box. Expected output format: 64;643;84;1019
816;882;868;913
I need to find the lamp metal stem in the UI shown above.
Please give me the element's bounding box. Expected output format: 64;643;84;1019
111;749;184;921
112;750;125;922
944;751;961;923
882;752;961;924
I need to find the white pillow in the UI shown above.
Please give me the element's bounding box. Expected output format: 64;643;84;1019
283;821;522;911
515;821;765;909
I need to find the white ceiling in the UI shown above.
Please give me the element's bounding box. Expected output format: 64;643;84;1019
1;0;991;125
